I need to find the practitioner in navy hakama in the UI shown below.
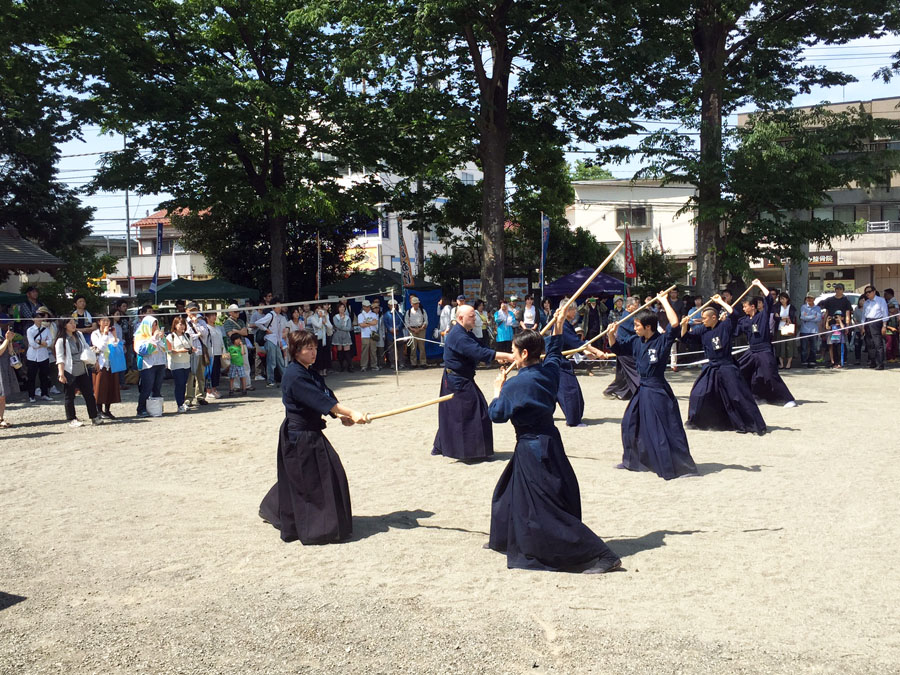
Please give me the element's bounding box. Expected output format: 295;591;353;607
607;295;697;479
487;310;621;573
680;297;767;435
259;330;369;544
554;304;609;426
432;305;514;460
734;279;797;408
603;296;640;400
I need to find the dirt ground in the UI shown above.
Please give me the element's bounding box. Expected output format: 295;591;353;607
1;361;898;674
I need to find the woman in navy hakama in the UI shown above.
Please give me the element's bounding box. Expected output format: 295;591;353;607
259;331;369;545
681;299;767;435
487;314;621;573
607;296;697;479
432;310;514;460
733;282;797;407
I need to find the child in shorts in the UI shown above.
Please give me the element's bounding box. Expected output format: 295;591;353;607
227;334;247;395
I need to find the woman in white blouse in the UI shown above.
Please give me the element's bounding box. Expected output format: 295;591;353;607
91;316;122;419
306;305;333;376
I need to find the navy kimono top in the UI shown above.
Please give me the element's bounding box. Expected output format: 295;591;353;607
282;360;338;427
616;311;636;342
735;296;773;351
444;323;496;379
688;314;734;364
609;324;677;385
489;334;563;433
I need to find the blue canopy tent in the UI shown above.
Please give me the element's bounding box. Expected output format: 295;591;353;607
541;268;624;299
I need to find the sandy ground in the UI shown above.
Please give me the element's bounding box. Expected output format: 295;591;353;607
1;360;899;674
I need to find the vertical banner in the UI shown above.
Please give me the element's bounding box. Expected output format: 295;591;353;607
397;218;414;287
148;221;164;294
539;212;550;297
624;222;637;283
316;230;322;299
170;241;178;281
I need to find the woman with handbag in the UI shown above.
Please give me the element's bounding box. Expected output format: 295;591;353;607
55;318;103;428
91;316;122;419
166;317;193;412
0;327;20;428
774;292;799;369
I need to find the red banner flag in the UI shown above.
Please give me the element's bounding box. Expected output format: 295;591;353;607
624;224;637;279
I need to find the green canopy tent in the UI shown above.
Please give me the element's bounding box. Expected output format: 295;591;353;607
319;268;439;298
139;278;260;302
0;291;26;305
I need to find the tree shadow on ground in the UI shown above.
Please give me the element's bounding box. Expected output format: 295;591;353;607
605;529;705;558
0;592;26;611
349;509;489;542
696;462;764;475
578;417;624;425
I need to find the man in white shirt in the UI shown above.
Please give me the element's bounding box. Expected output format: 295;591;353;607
185;302;211;406
405;296;428;367
25;306;54;402
862;285;889;370
357;299;379;371
262;299;288;386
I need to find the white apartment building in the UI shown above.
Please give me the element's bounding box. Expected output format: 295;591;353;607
566;179;697;282
740;96;900;295
341;164;481;273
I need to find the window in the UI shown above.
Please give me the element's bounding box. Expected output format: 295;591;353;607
857;205;879;222
381;215;390;239
833;205;855;224
884;205;900;221
424;224;440;242
812;207;833;221
616;207;648;228
461;172;475;185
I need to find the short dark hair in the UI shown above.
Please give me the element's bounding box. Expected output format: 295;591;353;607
701;307;718;319
231;333;243;344
744;296;765;312
25;285;38;293
287;330;318;360
140;304;153;314
73;294;86;303
512;329;544;363
524;294;533;301
633;309;658;332
885;288;894;296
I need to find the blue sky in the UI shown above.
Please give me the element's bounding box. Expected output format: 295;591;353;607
56;35;899;240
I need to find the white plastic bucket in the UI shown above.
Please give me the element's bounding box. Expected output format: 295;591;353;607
147;396;164;417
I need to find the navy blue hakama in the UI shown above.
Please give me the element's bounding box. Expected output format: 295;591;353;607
489;427;616;570
432;370;493;459
603;355;639;400
259;419;352;544
557;362;585;426
487;334;620;572
610;325;697;479
736;347;795;405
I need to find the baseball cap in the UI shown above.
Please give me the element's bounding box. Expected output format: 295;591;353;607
509;295;519;301
186;302;200;311
456;294;466;301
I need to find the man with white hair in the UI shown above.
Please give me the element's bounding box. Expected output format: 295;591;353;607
603;296;641;400
432;304;514;461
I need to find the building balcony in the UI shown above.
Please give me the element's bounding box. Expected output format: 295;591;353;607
108;253;209;280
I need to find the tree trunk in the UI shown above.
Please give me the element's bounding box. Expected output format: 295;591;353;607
787;242;809;310
480;127;507;308
416;176;426;279
268;213;286;298
693;4;727;298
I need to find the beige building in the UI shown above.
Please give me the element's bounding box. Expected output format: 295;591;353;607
566;179;697;283
106;209;210;295
739;96;900;295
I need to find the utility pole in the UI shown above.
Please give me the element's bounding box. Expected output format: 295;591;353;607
124;134;134;296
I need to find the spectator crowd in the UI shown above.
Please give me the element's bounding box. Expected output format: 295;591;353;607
0;281;896;430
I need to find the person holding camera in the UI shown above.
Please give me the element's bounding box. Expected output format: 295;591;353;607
166;316;193;412
25;306;54;403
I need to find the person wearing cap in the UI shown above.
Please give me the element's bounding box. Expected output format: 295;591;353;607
356;299;379;372
733;280;797;406
405;296;428;367
432;304;514;461
507;295;520;333
383;298;406;369
603;297;641;400
798;293;823;367
184;302;211;405
25;306;54;403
